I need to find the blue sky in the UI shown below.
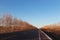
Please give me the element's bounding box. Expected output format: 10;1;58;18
0;0;60;28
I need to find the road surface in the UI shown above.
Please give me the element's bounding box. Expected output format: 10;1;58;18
38;30;52;40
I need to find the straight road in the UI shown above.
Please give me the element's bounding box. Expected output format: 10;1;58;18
38;30;52;40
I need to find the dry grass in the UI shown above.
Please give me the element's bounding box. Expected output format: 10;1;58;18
0;15;37;33
41;24;60;35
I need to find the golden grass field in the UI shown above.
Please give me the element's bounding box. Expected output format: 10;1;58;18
41;24;60;35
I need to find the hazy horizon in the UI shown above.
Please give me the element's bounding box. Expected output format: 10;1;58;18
0;0;60;28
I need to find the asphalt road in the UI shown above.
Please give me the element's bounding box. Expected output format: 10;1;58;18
38;30;52;40
0;29;52;40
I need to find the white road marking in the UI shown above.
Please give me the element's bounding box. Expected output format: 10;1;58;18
40;30;52;40
38;30;41;40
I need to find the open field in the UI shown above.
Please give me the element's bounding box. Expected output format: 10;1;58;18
41;24;60;40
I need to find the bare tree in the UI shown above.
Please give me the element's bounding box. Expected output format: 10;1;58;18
3;14;12;26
